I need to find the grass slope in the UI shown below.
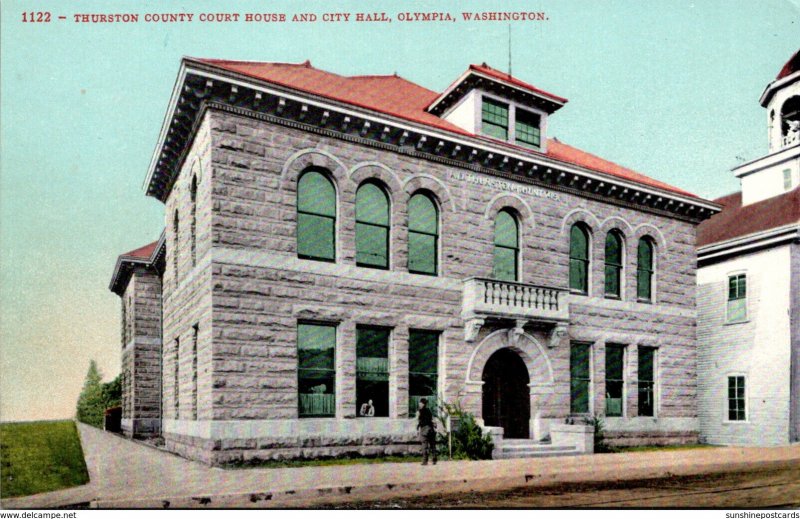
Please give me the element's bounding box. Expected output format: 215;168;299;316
0;420;90;498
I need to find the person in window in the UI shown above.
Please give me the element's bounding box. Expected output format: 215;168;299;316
417;398;437;465
359;399;375;417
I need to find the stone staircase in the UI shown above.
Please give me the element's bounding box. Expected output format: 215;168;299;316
493;438;581;459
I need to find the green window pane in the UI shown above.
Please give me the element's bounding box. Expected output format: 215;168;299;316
605;265;620;297
493;246;517;281
637;238;654;300
298;171;336;216
356;183;389;268
571;343;591;379
356;327;390;417
637;347;655;417
605;232;622;264
570;258;587;292
409;194;437;234
638;348;654;382
570;225;589;259
409;232;437;274
409;330;438;374
515;109;541;147
357;327;390;358
356;223;389;267
356;183;389;225
298;323;336;417
637;269;652;300
606;345;624;381
482;99;509;140
297;213;335;260
494;211;518;247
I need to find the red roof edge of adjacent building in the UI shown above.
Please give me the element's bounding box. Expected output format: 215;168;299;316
776;49;800;80
697;187;800;247
120;240;159;260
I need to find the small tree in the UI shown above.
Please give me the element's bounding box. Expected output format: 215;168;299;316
76;361;105;427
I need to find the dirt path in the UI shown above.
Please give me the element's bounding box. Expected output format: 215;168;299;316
323;462;800;508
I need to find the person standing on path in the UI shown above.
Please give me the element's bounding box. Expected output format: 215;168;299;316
417;398;437;465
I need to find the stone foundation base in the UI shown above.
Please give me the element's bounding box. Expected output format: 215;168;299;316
604;430;699;448
121;418;161;439
163;430;423;465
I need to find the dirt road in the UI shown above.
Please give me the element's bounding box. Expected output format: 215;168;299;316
323;461;800;508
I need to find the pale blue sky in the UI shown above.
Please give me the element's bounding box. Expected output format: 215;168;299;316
1;0;797;421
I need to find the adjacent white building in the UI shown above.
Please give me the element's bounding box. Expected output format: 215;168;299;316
697;50;800;446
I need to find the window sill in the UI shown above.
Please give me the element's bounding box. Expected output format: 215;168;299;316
298;255;336;263
637;298;653;305
722;420;750;425
356;263;390;270
409;270;438;277
570;289;588;296
724;319;749;326
604;295;621;301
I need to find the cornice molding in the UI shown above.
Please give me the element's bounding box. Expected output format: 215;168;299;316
144;61;720;223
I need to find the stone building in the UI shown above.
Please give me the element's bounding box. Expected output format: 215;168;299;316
110;58;719;463
697;50;800;446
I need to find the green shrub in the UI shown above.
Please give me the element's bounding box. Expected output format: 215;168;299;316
583;414;614;453
436;400;494;460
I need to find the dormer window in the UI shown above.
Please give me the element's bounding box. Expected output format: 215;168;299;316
481;98;509;140
515;109;541;148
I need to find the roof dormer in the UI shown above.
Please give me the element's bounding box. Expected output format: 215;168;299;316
427;63;567;153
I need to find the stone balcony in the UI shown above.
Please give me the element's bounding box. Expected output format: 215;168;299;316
461;277;570;346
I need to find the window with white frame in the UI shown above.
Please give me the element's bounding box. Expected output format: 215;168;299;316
727;375;746;421
727;274;747;323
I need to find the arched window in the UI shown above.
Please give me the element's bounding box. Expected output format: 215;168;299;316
408;192;438;275
780;96;800;138
173;209;179;283
356;182;390;268
604;230;624;298
190;175;197;268
637;237;655;301
297;170;336;261
569;224;590;293
493;209;519;281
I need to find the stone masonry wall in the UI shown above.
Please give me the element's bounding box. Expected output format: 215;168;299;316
163;107;702;461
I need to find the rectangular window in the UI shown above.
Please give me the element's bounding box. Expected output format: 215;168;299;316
297;323;336;417
409;330;439;417
637;347;656;417
355;222;389;268
570;342;591;414
784;169;792;191
192;324;199;421
173;338;180;417
727;376;746;421
605;344;625;417
727;274;747;323
515;109;541;148
482;98;509;140
356;326;390;417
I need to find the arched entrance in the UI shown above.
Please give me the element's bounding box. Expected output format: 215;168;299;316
482;348;530;438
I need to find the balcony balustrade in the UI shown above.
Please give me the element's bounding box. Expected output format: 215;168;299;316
462;277;569;345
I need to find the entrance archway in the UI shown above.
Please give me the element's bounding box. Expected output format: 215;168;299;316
482;348;530;438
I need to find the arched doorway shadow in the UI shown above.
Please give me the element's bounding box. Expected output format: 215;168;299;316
482;348;530;438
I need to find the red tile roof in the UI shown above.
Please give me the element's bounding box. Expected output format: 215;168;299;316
697;187;800;247
121;240;159;260
776;49;800;80
195;58;700;199
469;63;568;103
